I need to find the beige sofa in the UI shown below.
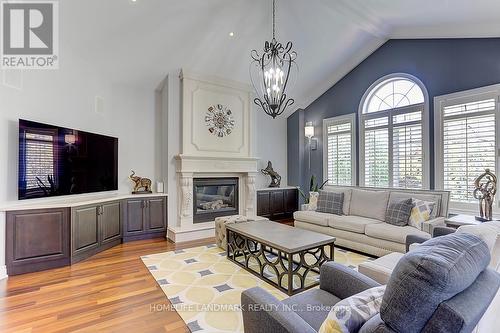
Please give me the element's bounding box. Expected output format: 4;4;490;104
293;185;450;257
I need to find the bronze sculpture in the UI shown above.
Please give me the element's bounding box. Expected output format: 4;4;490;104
261;161;281;188
129;170;152;194
473;168;497;221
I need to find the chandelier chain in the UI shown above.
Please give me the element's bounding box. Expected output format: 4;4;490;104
272;0;276;39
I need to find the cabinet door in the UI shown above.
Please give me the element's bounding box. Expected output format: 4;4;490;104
6;208;70;275
123;199;145;235
284;189;298;214
271;190;285;217
100;201;122;244
72;206;99;255
257;191;271;217
146;197;166;231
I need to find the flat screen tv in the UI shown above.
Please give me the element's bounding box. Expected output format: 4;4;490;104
18;119;118;200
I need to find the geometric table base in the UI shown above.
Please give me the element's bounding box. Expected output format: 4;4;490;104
227;228;335;296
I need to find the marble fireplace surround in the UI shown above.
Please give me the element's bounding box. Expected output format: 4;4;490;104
168;154;259;242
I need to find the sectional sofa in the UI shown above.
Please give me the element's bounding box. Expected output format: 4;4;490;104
293;186;450;257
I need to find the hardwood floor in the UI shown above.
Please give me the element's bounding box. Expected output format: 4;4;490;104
0;237;214;333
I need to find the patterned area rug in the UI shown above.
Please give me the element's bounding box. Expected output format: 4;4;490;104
141;244;372;333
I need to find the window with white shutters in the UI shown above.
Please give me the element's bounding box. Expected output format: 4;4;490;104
24;132;55;189
360;75;428;188
323;115;355;186
440;98;497;204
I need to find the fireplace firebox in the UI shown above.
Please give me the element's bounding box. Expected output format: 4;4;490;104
193;178;239;223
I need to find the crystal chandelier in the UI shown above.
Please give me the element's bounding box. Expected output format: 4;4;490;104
250;0;297;119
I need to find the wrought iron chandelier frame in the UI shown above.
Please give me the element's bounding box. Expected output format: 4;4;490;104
250;0;297;119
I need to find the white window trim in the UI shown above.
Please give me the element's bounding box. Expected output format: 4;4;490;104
434;83;500;215
358;73;431;189
323;114;357;186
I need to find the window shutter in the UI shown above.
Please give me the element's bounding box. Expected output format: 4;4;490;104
442;99;496;203
25;133;55;189
392;118;423;189
364;128;389;187
325;120;353;185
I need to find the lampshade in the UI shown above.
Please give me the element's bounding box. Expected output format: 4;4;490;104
64;134;76;145
305;122;314;139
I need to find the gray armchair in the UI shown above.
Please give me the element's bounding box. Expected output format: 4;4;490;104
242;233;500;333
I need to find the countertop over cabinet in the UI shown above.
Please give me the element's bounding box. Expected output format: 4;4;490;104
0;193;168;211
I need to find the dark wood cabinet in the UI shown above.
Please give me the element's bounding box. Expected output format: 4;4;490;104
123;199;145;234
122;196;167;241
72;205;100;258
6;208;70;275
147;197;167;230
284;189;299;214
5;195;167;275
271;191;285;218
71;200;122;264
101;202;122;245
256;188;298;220
257;191;271;216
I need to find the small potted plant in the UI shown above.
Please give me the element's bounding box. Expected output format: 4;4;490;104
297;175;328;211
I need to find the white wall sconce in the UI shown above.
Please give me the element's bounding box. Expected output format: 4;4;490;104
305;121;314;140
305;121;317;169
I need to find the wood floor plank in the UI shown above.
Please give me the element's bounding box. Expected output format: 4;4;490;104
0;237;214;332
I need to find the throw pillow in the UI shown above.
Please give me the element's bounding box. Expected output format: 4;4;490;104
385;198;414;226
309;191;319;210
408;199;435;230
317;191;344;215
319;285;386;333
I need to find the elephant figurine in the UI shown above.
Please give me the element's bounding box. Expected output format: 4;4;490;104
129;170;152;193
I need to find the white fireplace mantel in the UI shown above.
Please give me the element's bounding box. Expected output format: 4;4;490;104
175;154;259;174
167;154;260;242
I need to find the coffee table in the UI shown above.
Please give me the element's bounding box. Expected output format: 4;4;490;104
226;221;336;295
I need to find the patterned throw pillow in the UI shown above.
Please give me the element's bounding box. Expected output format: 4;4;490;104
309;191;319;210
408;199;435;230
319;285;386;333
385;198;414;226
317;191;344;215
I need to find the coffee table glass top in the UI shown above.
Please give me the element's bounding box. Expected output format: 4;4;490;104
226;221;336;253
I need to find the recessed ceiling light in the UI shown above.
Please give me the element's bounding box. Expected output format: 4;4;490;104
229;32;235;37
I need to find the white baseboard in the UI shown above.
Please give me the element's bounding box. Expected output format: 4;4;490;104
0;265;7;280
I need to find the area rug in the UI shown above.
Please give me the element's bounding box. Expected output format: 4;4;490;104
141;244;373;333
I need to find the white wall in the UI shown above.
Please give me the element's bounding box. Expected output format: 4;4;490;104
254;108;288;189
0;48;158;278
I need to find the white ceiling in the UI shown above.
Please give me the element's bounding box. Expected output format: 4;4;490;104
61;0;500;111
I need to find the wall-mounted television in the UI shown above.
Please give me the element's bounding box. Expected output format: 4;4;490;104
18;119;118;200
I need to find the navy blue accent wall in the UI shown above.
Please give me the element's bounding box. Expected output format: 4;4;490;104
288;38;500;189
287;109;308;201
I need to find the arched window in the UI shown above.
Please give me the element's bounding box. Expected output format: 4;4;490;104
359;74;429;189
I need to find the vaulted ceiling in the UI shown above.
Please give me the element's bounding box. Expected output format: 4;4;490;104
61;0;500;110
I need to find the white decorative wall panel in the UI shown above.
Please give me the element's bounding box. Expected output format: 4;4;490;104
181;70;252;157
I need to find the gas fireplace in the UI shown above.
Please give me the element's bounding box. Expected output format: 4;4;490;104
193;177;239;223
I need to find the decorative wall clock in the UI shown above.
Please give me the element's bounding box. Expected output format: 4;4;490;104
205;104;235;137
